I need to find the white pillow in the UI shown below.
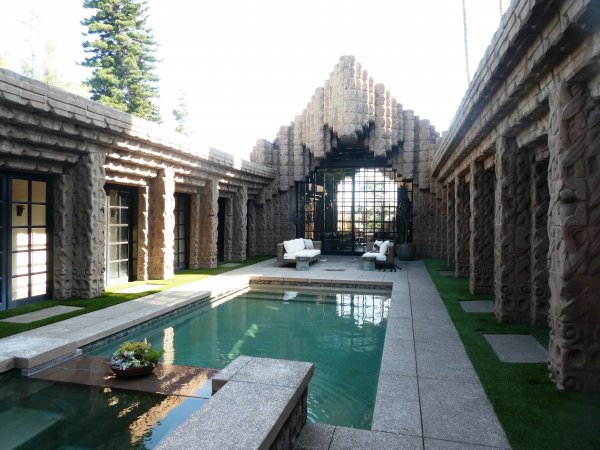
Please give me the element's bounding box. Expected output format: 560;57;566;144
304;239;315;249
294;238;305;253
379;240;390;255
374;240;383;248
283;240;295;254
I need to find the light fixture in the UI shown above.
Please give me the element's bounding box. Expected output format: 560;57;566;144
16;205;25;217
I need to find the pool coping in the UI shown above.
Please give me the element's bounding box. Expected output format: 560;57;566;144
0;257;510;449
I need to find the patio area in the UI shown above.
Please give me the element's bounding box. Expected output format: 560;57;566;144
0;256;509;449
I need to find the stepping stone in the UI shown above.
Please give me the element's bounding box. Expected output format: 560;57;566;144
460;300;495;313
116;283;162;294
0;305;83;324
439;270;455;277
220;263;241;267
484;334;548;363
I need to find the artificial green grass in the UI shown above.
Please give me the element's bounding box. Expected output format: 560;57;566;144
0;256;273;339
424;259;600;450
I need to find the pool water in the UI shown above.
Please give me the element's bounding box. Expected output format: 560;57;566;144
91;288;390;429
0;374;207;449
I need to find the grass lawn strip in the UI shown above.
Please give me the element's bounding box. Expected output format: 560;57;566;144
0;256;273;339
424;259;600;450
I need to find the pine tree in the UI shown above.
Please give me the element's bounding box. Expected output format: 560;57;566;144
81;0;161;122
172;90;190;135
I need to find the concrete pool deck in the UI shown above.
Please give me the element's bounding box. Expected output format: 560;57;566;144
0;257;510;449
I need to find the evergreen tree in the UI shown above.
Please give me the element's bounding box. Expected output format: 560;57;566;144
172;90;190;135
81;0;161;122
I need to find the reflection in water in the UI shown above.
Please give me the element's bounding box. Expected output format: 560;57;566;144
336;293;390;326
162;327;175;366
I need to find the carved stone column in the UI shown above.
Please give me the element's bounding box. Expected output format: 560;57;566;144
447;180;455;268
454;177;470;277
53;150;106;298
222;197;233;261
247;200;256;257
231;186;248;261
547;81;600;391
189;189;202;269
148;168;175;280
494;138;531;323
530;159;550;327
470;161;494;294
136;185;149;280
199;180;218;268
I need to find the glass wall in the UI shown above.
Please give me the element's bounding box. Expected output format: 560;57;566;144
173;194;190;270
105;188;132;285
0;174;51;309
297;167;401;255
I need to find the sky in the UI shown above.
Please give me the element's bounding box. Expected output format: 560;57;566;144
0;0;509;159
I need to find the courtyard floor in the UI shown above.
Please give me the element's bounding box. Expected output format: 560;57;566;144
0;257;510;449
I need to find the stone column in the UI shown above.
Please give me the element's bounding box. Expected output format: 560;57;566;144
53;150;106;298
189;189;202;269
231;186;248;261
247;200;257;256
447;180;455;268
454;177;470;277
547;81;600;391
148;168;175;280
494;137;531;323
199;180;219;268
222;197;233;261
136;185;149;281
470;161;494;294
530;159;550;327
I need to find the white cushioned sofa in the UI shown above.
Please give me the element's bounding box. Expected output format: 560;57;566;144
361;240;395;263
277;238;321;266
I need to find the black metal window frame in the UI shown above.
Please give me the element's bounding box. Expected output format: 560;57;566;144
0;172;53;310
174;193;190;271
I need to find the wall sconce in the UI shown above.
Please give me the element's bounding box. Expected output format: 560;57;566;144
16;205;25;217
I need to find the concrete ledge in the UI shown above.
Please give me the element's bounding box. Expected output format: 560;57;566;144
158;356;314;450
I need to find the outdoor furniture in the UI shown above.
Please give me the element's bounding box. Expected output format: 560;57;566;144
361;240;395;268
362;254;377;271
277;238;322;267
295;255;311;271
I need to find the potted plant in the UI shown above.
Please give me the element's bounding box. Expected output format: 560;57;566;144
396;203;415;261
110;341;162;378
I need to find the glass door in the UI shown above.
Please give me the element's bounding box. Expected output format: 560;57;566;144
173;194;189;270
8;177;50;307
106;189;131;285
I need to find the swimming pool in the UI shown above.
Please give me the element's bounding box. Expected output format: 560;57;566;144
90;287;390;429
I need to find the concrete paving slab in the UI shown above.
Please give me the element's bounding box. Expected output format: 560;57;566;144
295;423;335;449
460;301;495;313
379;338;417;377
372;373;421;436
413;322;461;345
484;334;548;363
0;305;83;323
385;317;414;341
331;427;423;449
415;341;479;383
425;437;509;449
114;283;163;294
220;263;241;267
419;378;509;448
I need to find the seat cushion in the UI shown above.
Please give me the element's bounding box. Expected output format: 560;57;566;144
362;252;387;261
284;249;320;260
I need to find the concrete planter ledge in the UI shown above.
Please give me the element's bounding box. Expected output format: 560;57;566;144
157;356;314;450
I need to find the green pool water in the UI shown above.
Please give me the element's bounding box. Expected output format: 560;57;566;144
0;373;208;449
91;288;390;429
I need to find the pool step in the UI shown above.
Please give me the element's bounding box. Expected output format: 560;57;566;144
0;407;63;449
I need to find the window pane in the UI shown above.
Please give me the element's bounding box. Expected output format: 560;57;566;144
31;181;46;203
31;273;47;296
12;252;29;276
31;229;47;250
120;243;128;259
12;204;28;226
11;275;29;300
12;179;28;202
31;205;46;226
31;250;47;273
119;260;128;276
12;229;29;251
108;244;119;261
120;226;129;242
109;208;119;224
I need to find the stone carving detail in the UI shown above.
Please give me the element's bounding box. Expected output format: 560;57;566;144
470;161;494;294
530;159;550;327
547;82;600;391
189;190;202;269
446;181;455;267
231;186;248;261
454;177;470;277
136;185;149;280
148;168;175;279
269;388;307;450
199;180;219;268
494;138;531;323
53;151;107;298
222;197;233;261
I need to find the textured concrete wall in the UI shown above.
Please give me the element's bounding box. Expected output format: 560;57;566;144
454;178;470;277
231;186;248;261
136;185;149;281
198;180;219;268
470;161;494;294
547;81;600;391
